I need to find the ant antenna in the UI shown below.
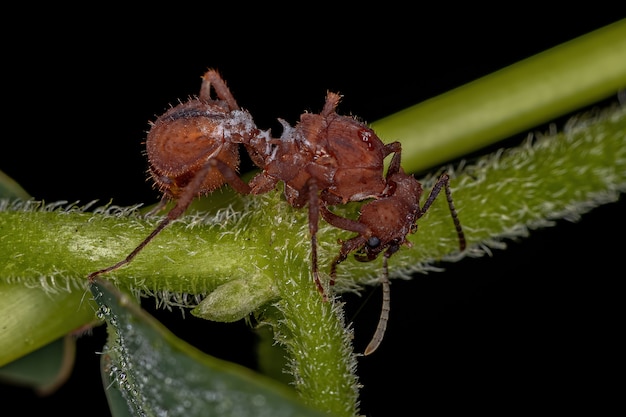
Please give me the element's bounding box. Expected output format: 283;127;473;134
364;255;391;355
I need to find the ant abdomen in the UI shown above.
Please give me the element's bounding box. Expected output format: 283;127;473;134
146;100;247;199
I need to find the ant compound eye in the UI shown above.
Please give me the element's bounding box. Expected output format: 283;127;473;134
367;236;381;248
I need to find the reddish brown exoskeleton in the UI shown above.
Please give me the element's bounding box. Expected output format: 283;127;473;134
87;70;261;281
241;91;465;354
325;151;466;354
241;92;403;300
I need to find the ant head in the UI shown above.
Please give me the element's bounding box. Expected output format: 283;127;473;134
353;236;402;262
351;173;421;258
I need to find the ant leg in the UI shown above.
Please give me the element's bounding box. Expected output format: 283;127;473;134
214;158;251;195
383;141;402;159
87;158;244;282
419;173;466;251
87;213;176;282
201;70;240;111
306;180;364;300
380;151;404;197
320;92;341;117
380;142;404;196
306;179;327;300
385;146;402;178
383;141;403;176
329;252;347;288
320;205;370;235
364;255;391;355
320;206;369;286
329;237;365;287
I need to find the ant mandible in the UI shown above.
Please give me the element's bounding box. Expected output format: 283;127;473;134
87;70;261;281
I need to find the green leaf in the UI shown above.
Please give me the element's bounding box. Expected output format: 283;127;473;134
0;336;76;395
91;278;331;417
0;279;98;367
0;169;30;200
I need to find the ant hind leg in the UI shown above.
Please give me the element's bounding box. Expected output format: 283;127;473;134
201;70;240;111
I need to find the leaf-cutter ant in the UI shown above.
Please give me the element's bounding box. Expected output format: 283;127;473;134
86;70;466;356
87;70;261;281
325;152;466;354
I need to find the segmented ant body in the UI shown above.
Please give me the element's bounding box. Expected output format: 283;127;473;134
87;70;261;280
242;92;402;299
87;70;466;356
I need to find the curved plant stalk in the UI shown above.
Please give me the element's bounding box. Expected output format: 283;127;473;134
1;103;624;416
372;18;626;174
1;19;625;417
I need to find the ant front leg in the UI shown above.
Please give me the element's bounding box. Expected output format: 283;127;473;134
372;141;405;198
419;173;466;251
383;141;402;161
320;206;370;286
321;205;396;356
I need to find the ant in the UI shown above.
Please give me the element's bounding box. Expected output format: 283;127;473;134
87;70;466;357
87;70;261;281
325;152;466;355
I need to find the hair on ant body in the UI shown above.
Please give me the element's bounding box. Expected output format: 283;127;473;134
87;70;466;356
87;70;262;281
242;92;404;299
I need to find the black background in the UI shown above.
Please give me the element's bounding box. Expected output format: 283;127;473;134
1;8;624;416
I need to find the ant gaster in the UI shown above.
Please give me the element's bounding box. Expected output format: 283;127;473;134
87;70;260;281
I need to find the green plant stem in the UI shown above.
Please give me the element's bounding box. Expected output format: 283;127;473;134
0;284;95;367
1;105;625;414
372;18;626;174
1;20;626;416
260;259;360;416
